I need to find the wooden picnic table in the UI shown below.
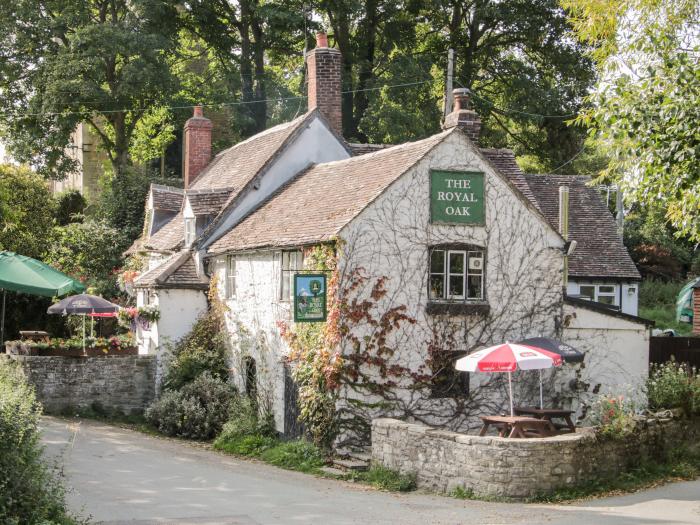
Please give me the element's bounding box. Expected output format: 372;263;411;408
478;415;557;438
513;406;576;433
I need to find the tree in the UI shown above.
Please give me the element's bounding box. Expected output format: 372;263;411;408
0;165;56;259
563;0;700;241
0;0;181;179
45;218;125;297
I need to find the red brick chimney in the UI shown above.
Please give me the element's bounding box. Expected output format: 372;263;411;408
442;88;481;144
693;286;700;335
183;105;212;188
306;32;342;136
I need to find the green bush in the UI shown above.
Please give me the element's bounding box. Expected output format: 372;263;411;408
647;361;700;415
259;440;326;473
0;359;80;524
588;394;637;439
639;278;685;309
163;308;230;391
356;465;417;492
145;373;235;439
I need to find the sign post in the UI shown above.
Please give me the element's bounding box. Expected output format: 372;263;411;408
294;274;327;322
430;170;485;224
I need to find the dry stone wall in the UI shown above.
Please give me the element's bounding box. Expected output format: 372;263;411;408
6;355;156;415
372;417;700;500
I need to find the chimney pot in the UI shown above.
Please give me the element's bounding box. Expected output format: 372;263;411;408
316;32;329;48
193;105;203;118
452;88;472;111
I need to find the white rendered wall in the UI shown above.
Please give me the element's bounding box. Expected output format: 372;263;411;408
202;117;350;250
561;302;649;416
567;280;639;316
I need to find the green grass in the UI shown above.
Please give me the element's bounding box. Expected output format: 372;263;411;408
531;448;700;503
450;486;475;499
639;306;692;335
350;465;417;492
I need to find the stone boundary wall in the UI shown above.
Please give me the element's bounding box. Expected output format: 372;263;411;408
372;417;700;500
6;355;157;415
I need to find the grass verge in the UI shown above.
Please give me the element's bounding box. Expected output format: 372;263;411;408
530;448;700;502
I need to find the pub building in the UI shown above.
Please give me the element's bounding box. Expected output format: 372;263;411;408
131;33;649;446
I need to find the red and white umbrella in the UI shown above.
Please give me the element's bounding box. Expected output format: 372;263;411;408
455;342;563;415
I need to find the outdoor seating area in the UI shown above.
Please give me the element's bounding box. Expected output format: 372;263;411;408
456;339;584;439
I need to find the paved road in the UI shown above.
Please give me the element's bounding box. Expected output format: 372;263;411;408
41;417;700;525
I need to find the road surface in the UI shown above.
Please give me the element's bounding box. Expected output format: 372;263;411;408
41;416;700;525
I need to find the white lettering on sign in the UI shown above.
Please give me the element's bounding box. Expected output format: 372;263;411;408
437;191;478;202
447;179;471;189
445;206;471;216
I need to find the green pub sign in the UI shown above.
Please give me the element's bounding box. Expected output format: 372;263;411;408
294;273;327;323
430;170;485;224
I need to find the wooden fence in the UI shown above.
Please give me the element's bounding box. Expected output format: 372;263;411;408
649;336;700;369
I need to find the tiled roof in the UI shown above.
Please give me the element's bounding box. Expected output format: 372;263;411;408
187;188;233;216
524;174;641;280
189;113;311;192
209;130;451;253
143;212;184;252
151;184;184;212
134;251;208;289
479;148;541;212
348;143;393;156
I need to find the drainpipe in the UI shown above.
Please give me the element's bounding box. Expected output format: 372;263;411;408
559;186;570;289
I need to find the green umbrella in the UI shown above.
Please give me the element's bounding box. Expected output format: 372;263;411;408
0;251;86;345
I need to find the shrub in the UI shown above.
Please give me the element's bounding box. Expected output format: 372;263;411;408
588;394;637;439
216;396;276;442
357;465;417;492
163;304;229;391
260;440;325;473
0;359;79;524
145;373;234;440
646;361;700;415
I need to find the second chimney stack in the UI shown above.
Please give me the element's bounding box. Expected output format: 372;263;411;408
306;32;343;136
443;88;481;143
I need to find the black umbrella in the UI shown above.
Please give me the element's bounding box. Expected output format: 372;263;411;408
518;337;584;363
48;294;120;352
518;337;585;409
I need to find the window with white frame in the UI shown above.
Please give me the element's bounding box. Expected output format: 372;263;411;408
225;255;236;299
280;250;303;301
184;217;196;246
429;248;484;301
579;284;618;306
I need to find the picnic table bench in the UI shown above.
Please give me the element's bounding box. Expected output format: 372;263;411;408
513;406;576;433
19;330;50;342
478;415;557;438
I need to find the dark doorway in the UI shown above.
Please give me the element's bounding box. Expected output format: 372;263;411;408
244;356;257;402
283;364;305;439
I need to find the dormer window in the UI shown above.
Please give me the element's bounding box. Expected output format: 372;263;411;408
184;217;196;246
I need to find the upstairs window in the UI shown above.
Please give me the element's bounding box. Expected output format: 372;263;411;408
184;217;196;246
579;284;618;306
280;250;303;301
225;255;236;299
429;248;484;301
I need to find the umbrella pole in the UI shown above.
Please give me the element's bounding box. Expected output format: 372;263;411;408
508;371;514;417
1;289;5;348
539;369;544;409
82;314;86;354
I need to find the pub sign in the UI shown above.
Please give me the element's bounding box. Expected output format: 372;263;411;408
294;274;327;322
430;170;484;224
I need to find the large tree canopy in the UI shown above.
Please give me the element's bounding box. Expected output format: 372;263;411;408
0;0;180;178
563;0;700;241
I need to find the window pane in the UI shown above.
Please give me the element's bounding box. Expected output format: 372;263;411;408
579;285;595;300
430;275;444;299
467;275;482;299
449;252;465;274
598;285;615;294
431;250;445;273
449;276;464;297
598;295;615;305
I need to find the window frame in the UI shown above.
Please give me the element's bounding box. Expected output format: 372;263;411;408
279;250;303;302
184;217;196;247
578;283;619;306
225;255;236;299
429;245;486;303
